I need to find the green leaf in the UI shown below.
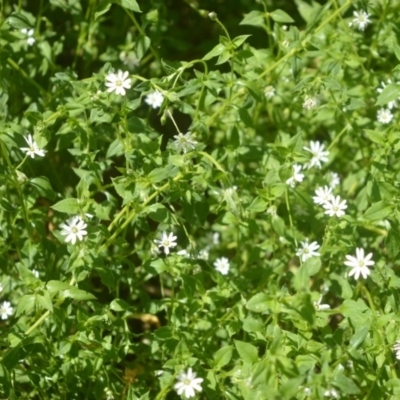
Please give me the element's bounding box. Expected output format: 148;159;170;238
148;165;178;183
95;0;112;20
386;227;400;258
51;198;80;214
202;43;225;61
365;129;386;145
64;287;97;301
231;35;251;48
240;11;265;27
234;340;258;363
135;35;151;60
16;294;36;317
36;292;54;312
270;9;294;23
247;197;267;213
6;12;32;29
30;177;56;200
114;0;141;12
375;83;400;107
213;345;233;369
246;293;270;313
364;201;392;221
349;325;369;351
333;374;361;395
110;299;130;311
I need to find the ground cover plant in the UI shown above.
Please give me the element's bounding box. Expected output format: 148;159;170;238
2;0;400;398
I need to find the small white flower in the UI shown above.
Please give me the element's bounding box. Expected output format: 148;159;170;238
119;51;139;69
264;85;275;99
377;80;400;109
0;283;3;292
302;96;317;110
174;368;203;398
154;232;178;255
145;91;164;109
198;249;209;260
304;141;329;169
377;108;393;124
323;195;347;217
60;216;88;245
349;10;371;31
313;186;333;205
20;134;46;158
0;301;13;320
329;172;340;188
324;388;340;398
105;70;131;96
21;28;35;45
212;232;220;245
286;164;304;187
177;249;191;258
173;132;198;154
314;296;330;311
32;269;39;278
344;247;374;280
214;257;230;275
296;240;320;262
393;341;400;360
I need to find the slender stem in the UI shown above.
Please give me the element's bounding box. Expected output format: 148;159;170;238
328;123;350;151
167;110;181;134
285;188;297;247
198;151;226;173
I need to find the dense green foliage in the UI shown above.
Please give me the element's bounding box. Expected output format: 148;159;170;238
2;0;400;398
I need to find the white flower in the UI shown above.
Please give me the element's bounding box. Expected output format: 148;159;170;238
304;141;329;169
323;195;347;217
329;172;340;188
212;232;220;245
296;240;320;262
377;80;400;109
324;388;340;398
314;296;330;311
145;91;164;109
264;85;275;99
302;96;317;110
105;70;131;96
0;283;2;292
60;216;88;245
154;232;177;255
344;247;374;280
393;341;400;360
0;301;13;320
313;186;333;205
173;132;198;154
349;10;371;31
286;164;304;187
21;28;35;46
174;368;203;398
20;134;46;158
377;108;393;124
198;249;209;260
177;249;191;258
32;269;39;278
119;51;139;69
214;257;230;275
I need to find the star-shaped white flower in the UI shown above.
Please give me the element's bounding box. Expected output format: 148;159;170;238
314;296;330;311
145;91;164;109
154;232;177;255
21;28;35;46
349;10;371;31
304;141;329;169
60;216;88;245
344;248;374;280
286;164;304;187
377;108;393;124
296;240;320;262
105;70;131;96
20;134;46;158
393;341;400;360
0;301;13;320
313;186;333;205
214;257;230;275
329;172;340;188
323;195;347;217
173;132;198;154
174;368;203;398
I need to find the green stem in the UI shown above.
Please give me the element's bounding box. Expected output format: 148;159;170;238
285;188;297;247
